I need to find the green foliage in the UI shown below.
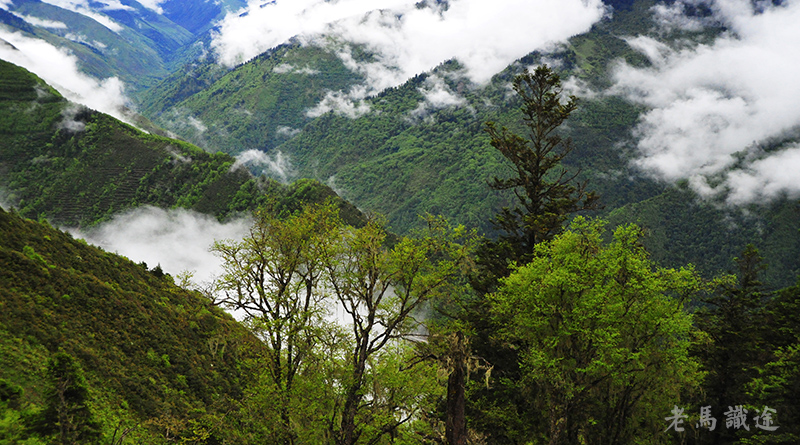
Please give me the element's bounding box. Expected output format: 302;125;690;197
26;352;102;444
0;59;365;229
0;207;264;443
211;204;475;445
212;202;344;444
489;218;702;444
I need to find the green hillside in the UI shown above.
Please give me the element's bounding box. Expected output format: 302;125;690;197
0;58;364;228
0;0;225;93
0;206;262;443
140;42;366;152
135;0;800;287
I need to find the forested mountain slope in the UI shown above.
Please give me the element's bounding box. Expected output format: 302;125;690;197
0;59;364;228
138;0;799;287
0;206;263;443
0;0;246;93
139;42;367;153
1;0;798;288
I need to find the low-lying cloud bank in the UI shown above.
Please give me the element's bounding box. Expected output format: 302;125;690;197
613;0;800;205
0;189;14;211
70;206;252;285
0;29;132;124
36;0;125;31
212;0;607;115
232;149;296;183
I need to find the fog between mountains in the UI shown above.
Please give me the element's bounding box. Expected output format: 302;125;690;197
612;0;800;205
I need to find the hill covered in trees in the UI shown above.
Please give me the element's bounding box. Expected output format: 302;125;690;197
133;0;800;288
2;0;800;443
0;58;364;228
0;206;264;443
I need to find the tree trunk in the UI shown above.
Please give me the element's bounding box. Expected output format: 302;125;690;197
445;332;467;445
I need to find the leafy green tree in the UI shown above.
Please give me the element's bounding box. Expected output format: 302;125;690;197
323;215;476;445
490;218;701;444
27;352;101;444
212;202;342;444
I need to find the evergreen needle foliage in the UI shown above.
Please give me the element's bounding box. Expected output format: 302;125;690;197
485;65;599;261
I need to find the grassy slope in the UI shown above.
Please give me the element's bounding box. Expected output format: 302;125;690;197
0;206;261;443
140;43;366;153
0;59;365;228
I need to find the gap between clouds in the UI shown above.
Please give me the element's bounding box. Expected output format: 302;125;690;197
612;0;800;205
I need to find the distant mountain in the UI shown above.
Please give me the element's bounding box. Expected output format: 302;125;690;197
1;0;799;287
0;0;245;92
138;42;365;153
136;0;800;287
0;58;364;228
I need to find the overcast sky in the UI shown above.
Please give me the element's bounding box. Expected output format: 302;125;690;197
612;0;800;205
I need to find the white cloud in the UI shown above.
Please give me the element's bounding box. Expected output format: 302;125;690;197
58;103;87;132
612;0;800;205
306;88;372;118
410;74;467;118
0;0;13;10
273;62;294;74
232;149;296;183
134;0;166;14
38;0;124;31
0;188;14;211
276;125;301;137
187;115;208;132
14;14;69;29
273;62;318;75
724;145;800;205
64;33;107;50
70;206;253;285
212;0;607;101
0;30;133;124
651;2;706;32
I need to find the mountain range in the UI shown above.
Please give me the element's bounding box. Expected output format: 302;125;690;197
2;0;800;442
2;0;798;286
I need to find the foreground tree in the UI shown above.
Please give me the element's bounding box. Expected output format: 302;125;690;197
212;202;341;444
485;65;599;264
324;215;476;445
462;65;601;443
214;205;475;444
490;218;701;444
